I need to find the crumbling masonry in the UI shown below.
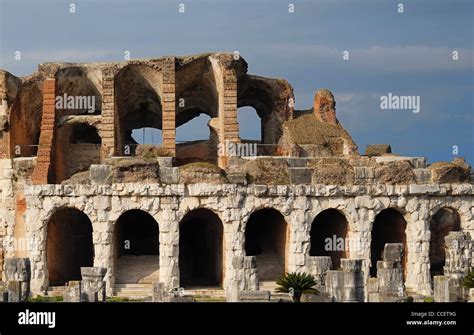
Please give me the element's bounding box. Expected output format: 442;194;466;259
0;53;472;301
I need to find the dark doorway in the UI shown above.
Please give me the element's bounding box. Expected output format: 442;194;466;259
179;209;223;287
429;207;460;277
370;208;407;277
245;208;288;281
47;208;94;286
114;210;159;284
310;209;349;269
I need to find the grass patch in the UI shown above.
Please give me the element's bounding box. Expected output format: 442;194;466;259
106;296;144;303
29;295;63;302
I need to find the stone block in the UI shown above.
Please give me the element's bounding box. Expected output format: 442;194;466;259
289;168;312;185
90;165;112;184
7;281;21;302
152;282;165;302
433;276;449;302
413;168;431;183
160;167;179;184
382;243;404;262
238;290;271;302
227;172;247;185
157;157;173;168
63;281;81;302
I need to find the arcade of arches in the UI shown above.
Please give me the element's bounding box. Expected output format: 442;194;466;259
43;204;465;291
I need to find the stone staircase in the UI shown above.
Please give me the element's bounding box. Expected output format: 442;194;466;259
114;283;153;299
115;255;160;284
255;250;284;281
259;281;291;301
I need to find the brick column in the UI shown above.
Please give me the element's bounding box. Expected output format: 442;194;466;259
218;57;240;168
101;67;116;158
32;79;56;185
161;57;176;156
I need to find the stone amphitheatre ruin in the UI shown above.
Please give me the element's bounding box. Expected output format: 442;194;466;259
0;53;472;302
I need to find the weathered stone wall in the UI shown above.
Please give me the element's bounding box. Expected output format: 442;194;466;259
0;159;15;279
21;182;473;297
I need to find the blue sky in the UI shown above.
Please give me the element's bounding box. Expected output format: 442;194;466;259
1;0;473;163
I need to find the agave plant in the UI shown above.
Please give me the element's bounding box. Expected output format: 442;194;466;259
275;272;319;302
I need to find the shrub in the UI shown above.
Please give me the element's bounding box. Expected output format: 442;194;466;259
275;272;319;303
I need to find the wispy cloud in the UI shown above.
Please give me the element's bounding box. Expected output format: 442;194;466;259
266;44;473;73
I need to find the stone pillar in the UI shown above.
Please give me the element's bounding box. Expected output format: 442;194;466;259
91;217;114;296
63;281;81;302
433;276;450;302
377;243;405;300
32;79;56;184
80;267;107;302
326;258;364;302
101;66;117;158
444;231;472;280
159;207;179;289
211;54;239;168
433;231;473;302
313;89;337;125
4;257;31;301
304;256;332;286
7;281;21;302
161;57;176;156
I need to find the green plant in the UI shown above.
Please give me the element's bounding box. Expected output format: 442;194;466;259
423;297;434;303
463;271;474;288
275;272;319;303
29;295;63;302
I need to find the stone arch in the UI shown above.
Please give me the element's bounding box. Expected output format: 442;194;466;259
244;208;289;282
175;56;220;164
370;208;408;278
9;79;43;157
429;207;461;277
55;122;102;182
46;207;94;286
310;209;349;269
114;64;163;155
179;208;224;287
56;66;102;116
114;209;160;284
238;75;294;154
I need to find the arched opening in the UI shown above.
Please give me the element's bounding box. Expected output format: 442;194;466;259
115;64;163;156
56;123;102;182
175;113;215;165
114;210;159;284
131;127;162;145
238;106;262;142
179;209;223;287
175;57;219;165
70;124;101;144
310;209;349;269
429;207;460;277
47;208;94;286
245;208;288;282
10;81;42;157
370;208;407;277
